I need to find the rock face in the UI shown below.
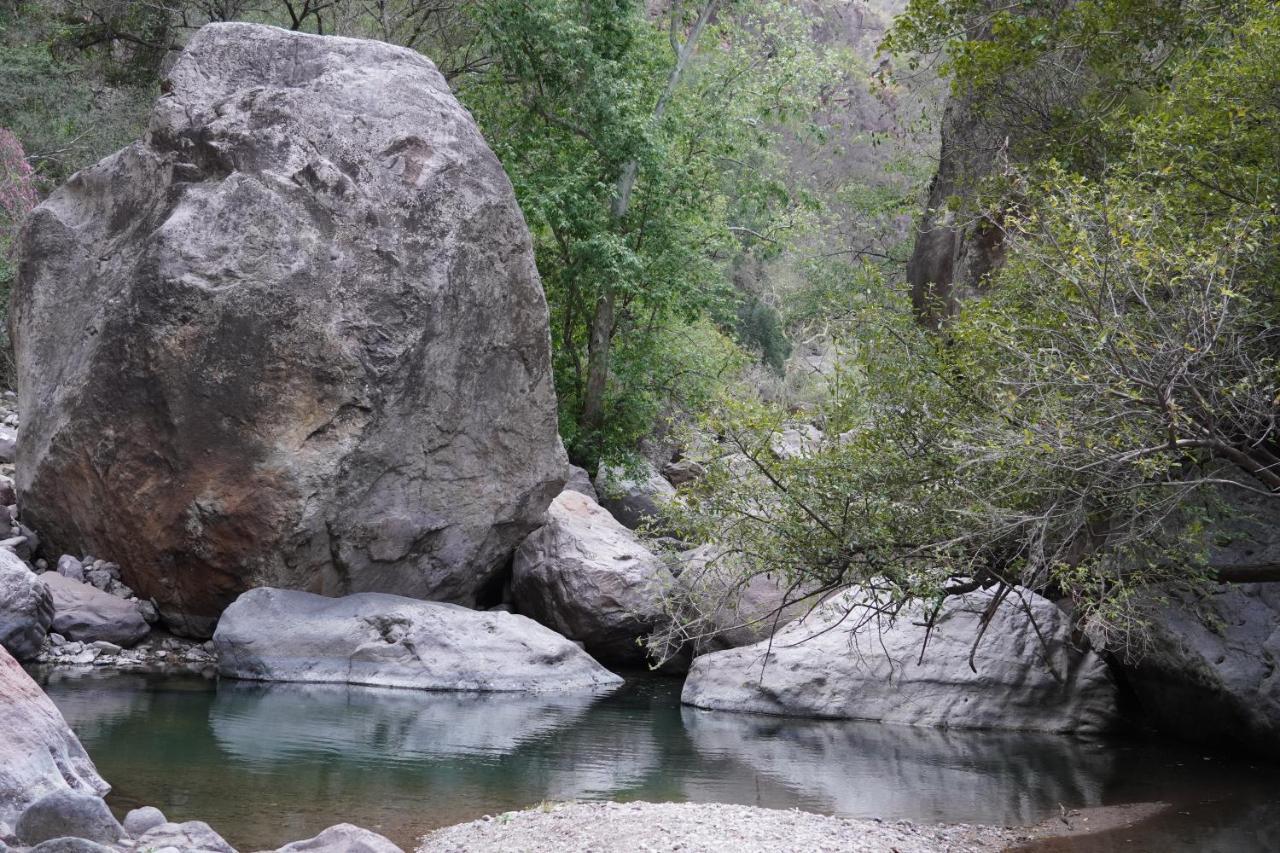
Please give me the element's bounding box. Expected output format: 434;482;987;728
0;647;109;825
214;587;622;692
41;573;149;647
11;23;566;637
682;587;1119;733
512;490;672;664
0;550;53;660
1122;583;1280;757
595;460;675;531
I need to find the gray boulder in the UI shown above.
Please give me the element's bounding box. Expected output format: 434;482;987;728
28;840;114;853
123;805;167;837
0;647;109;824
769;425;823;460
511;490;672;665
14;791;121;846
0;427;14;464
11;22;567;638
214;587;621;693
273;823;403;853
564;465;596;498
669;545;806;653
41;573;149;647
55;556;85;583
682;586;1119;733
0;550;53;660
595;460;676;531
134;821;234;853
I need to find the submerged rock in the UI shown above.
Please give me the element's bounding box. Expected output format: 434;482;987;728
682;587;1119;733
41;573;149;648
511;490;671;665
11;22;566;637
14;791;122;846
214;587;622;693
0;550;53;660
0;647;108;824
273;823;403;853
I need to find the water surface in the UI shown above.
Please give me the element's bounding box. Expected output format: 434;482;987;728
34;668;1280;851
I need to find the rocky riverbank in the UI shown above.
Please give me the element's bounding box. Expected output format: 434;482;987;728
418;801;1022;853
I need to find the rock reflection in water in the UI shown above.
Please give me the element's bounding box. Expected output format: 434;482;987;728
209;681;600;763
681;706;1114;825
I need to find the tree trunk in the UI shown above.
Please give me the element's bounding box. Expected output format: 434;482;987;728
576;1;719;437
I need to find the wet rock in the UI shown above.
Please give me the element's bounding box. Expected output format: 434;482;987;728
214;587;621;693
14;791;121;845
42;573;149;647
134;821;234;853
595;459;676;531
273;823;403;852
682;586;1119;733
122;805;167;837
0;550;53;661
11;22;567;637
512;490;672;665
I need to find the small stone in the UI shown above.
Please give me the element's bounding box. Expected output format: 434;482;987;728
48;633;66;647
137;600;159;623
122;806;167;837
88;640;122;655
34;559;47;571
85;569;112;591
106;580;134;600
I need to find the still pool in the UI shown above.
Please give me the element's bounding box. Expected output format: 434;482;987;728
32;668;1280;851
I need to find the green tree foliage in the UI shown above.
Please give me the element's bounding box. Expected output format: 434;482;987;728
665;0;1280;656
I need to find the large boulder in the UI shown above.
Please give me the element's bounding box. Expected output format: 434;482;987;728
511;490;671;665
214;587;622;692
0;646;109;825
0;550;53;660
14;791;122;846
594;460;676;531
669;545;806;653
11;23;566;637
41;573;149;647
133;821;234;853
682;586;1119;733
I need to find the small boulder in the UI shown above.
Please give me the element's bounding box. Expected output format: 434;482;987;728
123;805;167;837
134;821;234;853
769;424;823;460
661;459;705;487
56;556;85;583
0;550;53;661
564;465;596;498
512;490;672;665
41;573;149;647
595;459;676;531
15;791;122;845
273;823;403;852
214;587;621;693
0;426;14;464
682;586;1119;733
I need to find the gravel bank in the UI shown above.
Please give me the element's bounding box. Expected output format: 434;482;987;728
418;801;1021;853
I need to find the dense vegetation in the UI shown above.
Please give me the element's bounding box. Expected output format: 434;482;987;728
3;0;1275;655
